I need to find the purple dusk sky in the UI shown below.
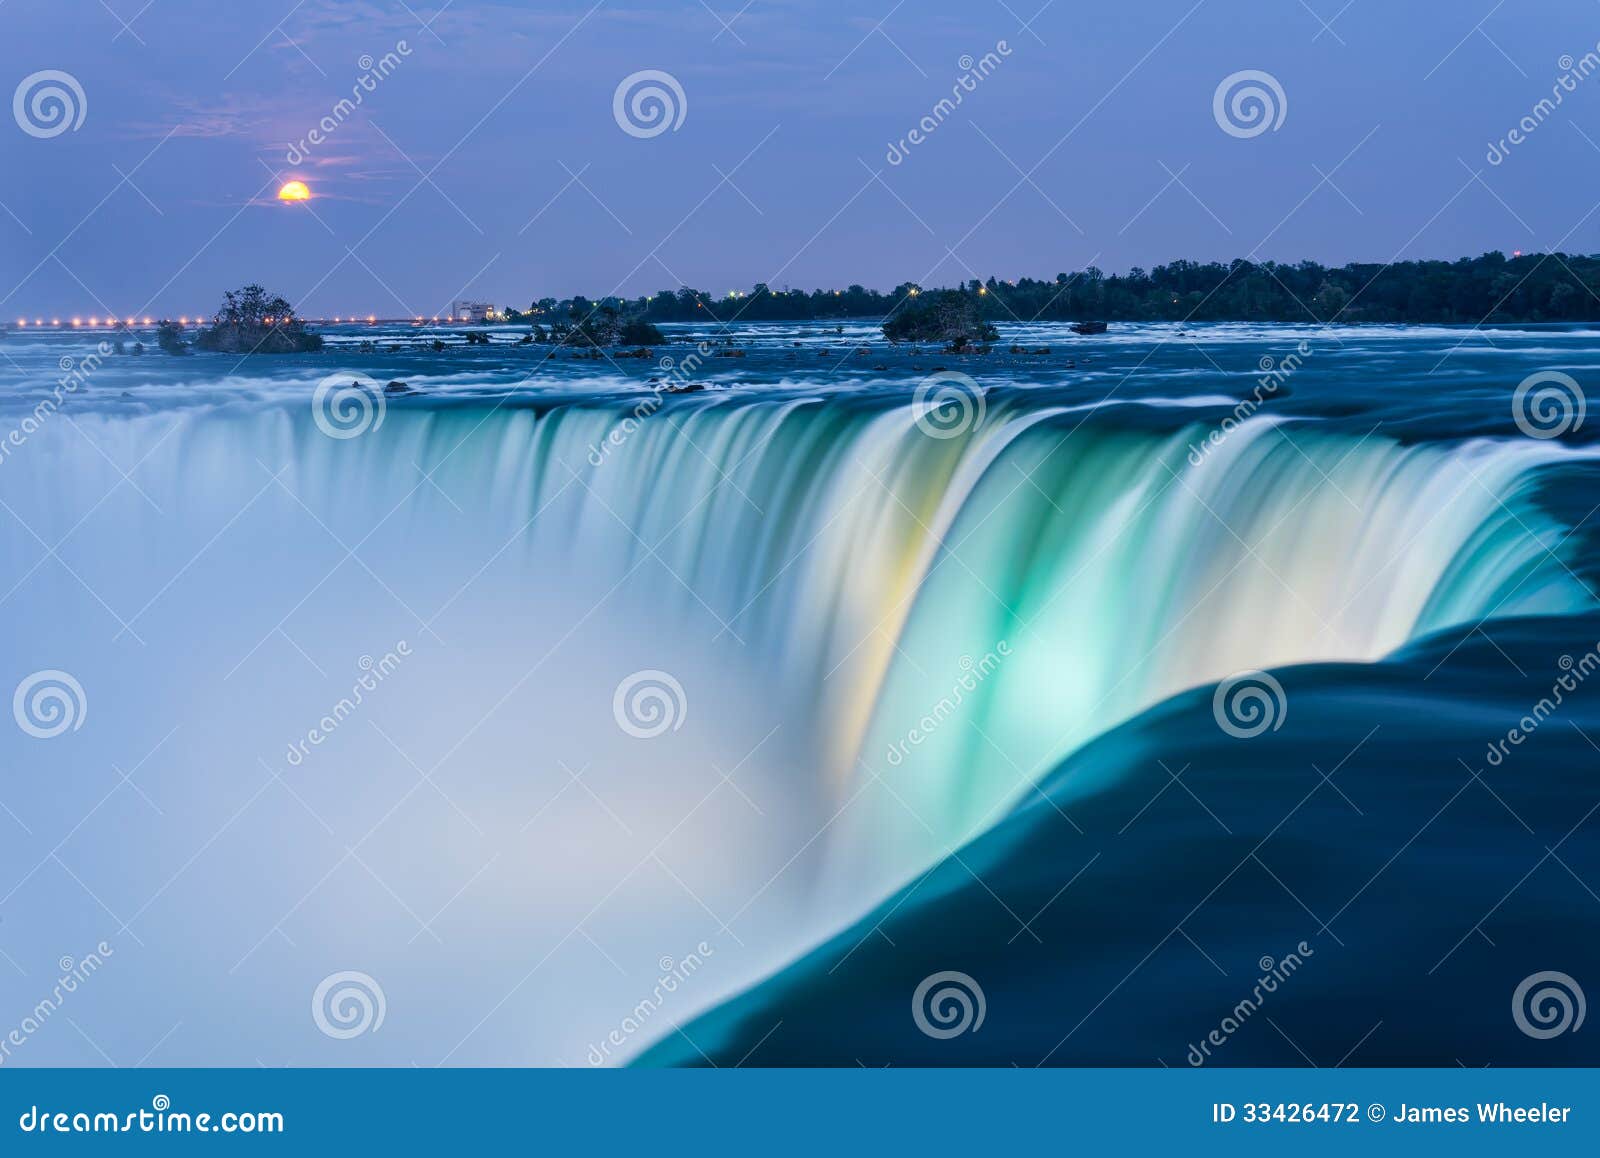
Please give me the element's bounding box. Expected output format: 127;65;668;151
2;0;1597;318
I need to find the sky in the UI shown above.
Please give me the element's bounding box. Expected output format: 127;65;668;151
2;0;1599;319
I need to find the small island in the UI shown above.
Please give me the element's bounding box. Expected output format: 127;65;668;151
882;289;1000;351
547;302;664;348
193;285;323;354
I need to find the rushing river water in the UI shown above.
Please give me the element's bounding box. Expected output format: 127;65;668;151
1;319;1597;1065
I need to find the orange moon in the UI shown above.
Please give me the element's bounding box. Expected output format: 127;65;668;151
277;180;311;202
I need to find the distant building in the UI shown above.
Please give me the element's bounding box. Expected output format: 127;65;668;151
452;300;496;323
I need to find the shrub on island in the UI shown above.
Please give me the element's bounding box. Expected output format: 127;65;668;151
618;318;665;345
552;304;665;347
194;285;323;354
156;320;188;354
882;290;998;351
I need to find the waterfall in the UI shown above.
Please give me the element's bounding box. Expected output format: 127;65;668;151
1;389;1590;1061
10;395;1590;860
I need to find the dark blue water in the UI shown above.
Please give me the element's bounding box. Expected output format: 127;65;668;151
638;614;1600;1066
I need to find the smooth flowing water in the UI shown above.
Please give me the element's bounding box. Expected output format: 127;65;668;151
1;320;1596;1064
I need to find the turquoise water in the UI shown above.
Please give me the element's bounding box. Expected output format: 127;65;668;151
1;320;1597;1065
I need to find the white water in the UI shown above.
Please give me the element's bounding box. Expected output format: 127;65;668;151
0;393;1590;1063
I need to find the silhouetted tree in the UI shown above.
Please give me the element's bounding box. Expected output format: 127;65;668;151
883;290;999;349
194;285;323;353
156;320;187;355
520;253;1600;328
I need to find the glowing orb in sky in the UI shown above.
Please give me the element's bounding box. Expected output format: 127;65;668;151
277;180;311;202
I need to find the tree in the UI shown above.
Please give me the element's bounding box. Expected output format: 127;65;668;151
551;304;665;347
1312;281;1349;321
194;285;322;353
493;252;1600;329
882;290;999;350
156;320;187;355
618;318;665;345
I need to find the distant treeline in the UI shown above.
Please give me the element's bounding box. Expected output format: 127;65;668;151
502;252;1600;327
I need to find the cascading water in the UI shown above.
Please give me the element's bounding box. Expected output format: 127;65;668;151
821;412;1592;899
1;372;1592;1063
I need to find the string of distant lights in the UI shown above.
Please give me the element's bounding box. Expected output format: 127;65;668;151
6;285;1000;330
8;314;507;329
